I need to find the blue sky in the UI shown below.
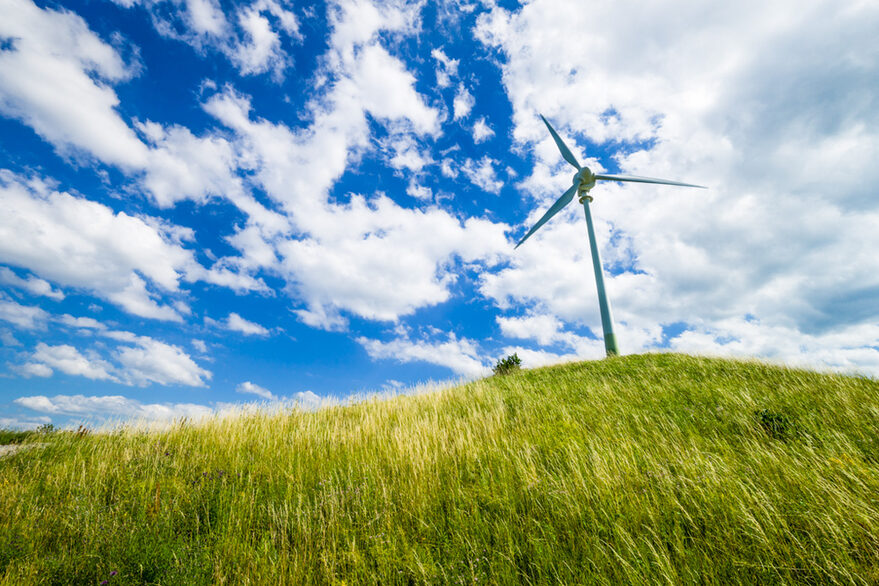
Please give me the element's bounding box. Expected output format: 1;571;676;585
1;0;878;429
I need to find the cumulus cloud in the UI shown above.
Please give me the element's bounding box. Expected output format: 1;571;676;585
14;393;214;421
115;336;211;387
0;0;148;168
110;0;301;79
669;318;879;376
231;0;301;78
453;84;474;120
0;267;64;300
0;415;51;430
460;156;503;193
431;47;459;88
198;2;511;329
0;0;293;282
291;390;321;409
0;172;196;321
223;312;270;336
0;295;49;330
137;121;248;208
0;329;22;346
358;331;488;378
236;380;275;399
475;0;879;371
276;196;509;328
472;117;495;144
57;314;105;331
234;382;321;408
497;313;605;360
20;343;117;381
14;319;212;387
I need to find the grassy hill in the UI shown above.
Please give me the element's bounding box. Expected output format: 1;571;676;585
2;353;878;584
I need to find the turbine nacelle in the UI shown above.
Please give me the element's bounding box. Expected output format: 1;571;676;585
574;167;596;192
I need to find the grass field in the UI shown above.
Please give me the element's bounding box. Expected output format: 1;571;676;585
2;353;878;584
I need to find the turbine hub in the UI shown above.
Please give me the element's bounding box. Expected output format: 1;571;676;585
575;166;596;192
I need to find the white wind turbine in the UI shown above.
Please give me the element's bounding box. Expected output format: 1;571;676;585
516;115;706;357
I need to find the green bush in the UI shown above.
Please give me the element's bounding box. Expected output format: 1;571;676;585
493;352;522;375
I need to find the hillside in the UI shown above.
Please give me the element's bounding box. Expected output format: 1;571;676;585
2;353;878;584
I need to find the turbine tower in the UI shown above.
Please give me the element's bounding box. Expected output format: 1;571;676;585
516;115;705;357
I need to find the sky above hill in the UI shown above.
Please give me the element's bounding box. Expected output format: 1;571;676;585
1;0;877;429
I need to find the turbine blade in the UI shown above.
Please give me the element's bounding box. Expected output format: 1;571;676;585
594;173;706;189
515;184;578;249
540;114;581;170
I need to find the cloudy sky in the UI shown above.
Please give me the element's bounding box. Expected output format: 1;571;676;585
1;0;877;429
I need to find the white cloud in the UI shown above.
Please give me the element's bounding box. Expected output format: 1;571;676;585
137;122;247;208
276;196;509;328
475;0;879;372
0;415;51;430
460;156;503;193
111;0;301;79
14;393;214;421
224;312;270;336
184;0;227;35
234;382;320;408
669;318;879;376
406;179;432;200
472;117;495;144
453;84;474;120
198;2;511;330
358;331;489;378
14;321;212;387
236;380;275;399
0;0;148;168
291;390;321;409
192;339;207;353
497;313;606;360
115;337;212;387
440;158;458;179
498;346;583;370
0;267;64;300
431;47;459;88
232;1;297;78
497;313;565;346
21;343;118;381
0;295;49;330
0;329;22;346
0;171;196;321
385;135;432;172
14;362;53;377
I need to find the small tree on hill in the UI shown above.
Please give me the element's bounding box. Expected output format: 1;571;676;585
493;353;522;376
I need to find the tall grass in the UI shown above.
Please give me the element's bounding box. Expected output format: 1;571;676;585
2;353;878;584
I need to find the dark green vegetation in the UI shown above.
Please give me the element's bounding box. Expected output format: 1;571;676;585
2;353;878;584
493;352;522;376
0;429;33;445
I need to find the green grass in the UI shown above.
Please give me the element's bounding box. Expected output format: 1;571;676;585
0;429;36;445
2;353;879;584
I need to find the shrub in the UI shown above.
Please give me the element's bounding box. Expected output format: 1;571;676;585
493;353;522;376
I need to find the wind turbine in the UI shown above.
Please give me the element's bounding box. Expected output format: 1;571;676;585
516;115;705;357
